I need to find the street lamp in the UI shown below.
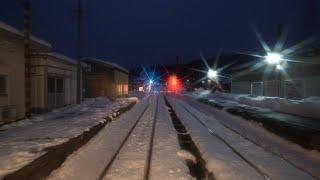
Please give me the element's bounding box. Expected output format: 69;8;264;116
264;52;284;97
207;69;218;79
264;52;283;65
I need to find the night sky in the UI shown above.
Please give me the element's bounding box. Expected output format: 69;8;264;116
0;0;318;68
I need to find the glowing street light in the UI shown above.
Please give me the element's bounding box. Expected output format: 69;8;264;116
207;69;218;79
148;79;154;85
264;52;283;65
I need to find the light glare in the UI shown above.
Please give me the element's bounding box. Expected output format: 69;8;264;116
265;52;283;65
207;69;218;79
276;64;283;70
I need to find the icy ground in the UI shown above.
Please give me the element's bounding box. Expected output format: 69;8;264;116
169;96;320;179
191;88;320;119
0;97;137;179
48;95;191;180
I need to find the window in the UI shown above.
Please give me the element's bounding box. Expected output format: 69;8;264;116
56;78;64;93
0;75;7;95
48;76;64;94
48;77;55;93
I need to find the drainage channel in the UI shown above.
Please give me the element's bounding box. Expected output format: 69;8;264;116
164;96;214;180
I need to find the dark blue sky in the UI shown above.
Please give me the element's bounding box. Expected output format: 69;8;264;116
0;0;318;68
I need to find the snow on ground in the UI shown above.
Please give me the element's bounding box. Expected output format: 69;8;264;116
182;97;320;179
191;88;320;119
104;97;157;179
49;95;191;180
129;91;146;99
149;96;192;180
47;97;151;180
178;99;316;180
0;97;136;179
168;97;265;180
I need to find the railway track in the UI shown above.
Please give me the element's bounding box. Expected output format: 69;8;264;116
182;98;320;180
98;95;159;180
171;96;318;180
176;100;271;180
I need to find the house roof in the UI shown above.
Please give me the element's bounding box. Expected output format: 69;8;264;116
0;21;52;48
83;58;129;73
31;52;77;65
31;52;88;67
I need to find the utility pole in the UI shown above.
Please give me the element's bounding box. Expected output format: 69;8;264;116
75;0;83;104
277;24;283;98
23;0;31;117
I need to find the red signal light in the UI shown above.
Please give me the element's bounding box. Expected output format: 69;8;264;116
167;75;181;93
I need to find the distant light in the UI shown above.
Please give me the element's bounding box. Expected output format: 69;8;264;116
149;79;154;85
167;75;181;93
265;52;283;65
276;64;284;71
207;69;218;79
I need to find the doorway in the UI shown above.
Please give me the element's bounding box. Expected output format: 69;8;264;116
48;76;65;109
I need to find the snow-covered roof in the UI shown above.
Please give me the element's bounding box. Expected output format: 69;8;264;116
31;52;77;65
84;58;129;73
0;21;52;48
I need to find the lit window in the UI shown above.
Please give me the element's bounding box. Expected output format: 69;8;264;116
0;75;7;95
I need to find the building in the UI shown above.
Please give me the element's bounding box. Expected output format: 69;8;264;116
30;53;79;112
0;21;129;123
0;21;82;123
0;21;52;122
83;58;129;99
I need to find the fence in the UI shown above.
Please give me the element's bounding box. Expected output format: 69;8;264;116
232;76;320;100
251;82;263;96
231;81;251;94
263;80;280;97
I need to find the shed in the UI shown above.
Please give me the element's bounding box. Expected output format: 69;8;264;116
82;58;129;99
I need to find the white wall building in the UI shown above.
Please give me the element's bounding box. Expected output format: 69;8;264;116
0;21;51;123
30;53;78;112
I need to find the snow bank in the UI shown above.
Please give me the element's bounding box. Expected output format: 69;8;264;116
0;97;135;179
191;88;212;98
192;89;320;119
